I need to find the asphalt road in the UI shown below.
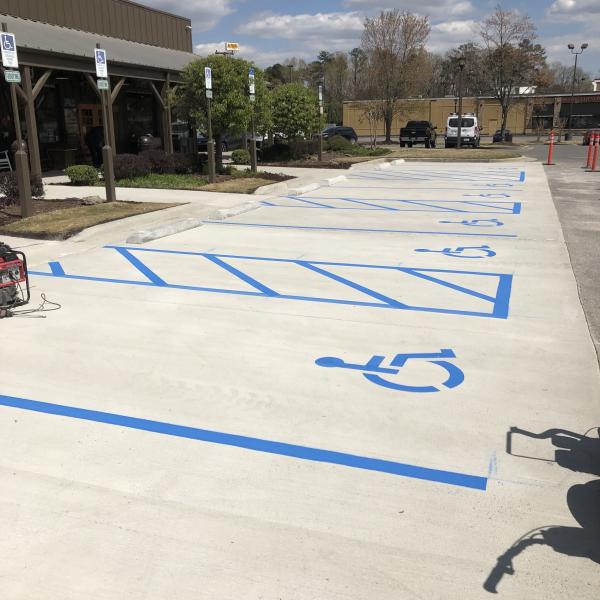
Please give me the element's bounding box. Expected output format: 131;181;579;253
520;142;600;359
1;160;599;598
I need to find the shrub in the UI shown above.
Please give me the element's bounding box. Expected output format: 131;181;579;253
260;142;292;162
172;153;197;174
326;135;352;152
289;139;317;159
113;154;151;180
231;149;251;165
65;165;100;186
0;172;44;207
141;149;175;174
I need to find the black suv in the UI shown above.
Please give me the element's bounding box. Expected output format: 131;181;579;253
322;126;358;144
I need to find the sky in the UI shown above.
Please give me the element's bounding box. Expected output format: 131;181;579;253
145;0;600;75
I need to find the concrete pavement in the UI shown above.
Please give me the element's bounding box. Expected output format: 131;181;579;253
1;160;599;599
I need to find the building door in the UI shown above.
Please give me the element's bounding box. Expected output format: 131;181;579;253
78;104;103;147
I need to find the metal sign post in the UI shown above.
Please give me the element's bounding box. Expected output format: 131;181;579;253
249;67;257;173
318;84;324;162
1;23;32;218
205;66;216;183
95;44;116;201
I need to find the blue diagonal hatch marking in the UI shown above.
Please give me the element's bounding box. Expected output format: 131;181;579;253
203;254;279;297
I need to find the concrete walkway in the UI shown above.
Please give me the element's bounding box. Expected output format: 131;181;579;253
1;160;598;599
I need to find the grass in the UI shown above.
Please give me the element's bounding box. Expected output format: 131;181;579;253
0;201;178;240
384;146;522;160
113;173;208;190
202;177;282;193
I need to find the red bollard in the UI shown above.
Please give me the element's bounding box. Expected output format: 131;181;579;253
546;129;555;165
586;133;595;168
592;133;600;171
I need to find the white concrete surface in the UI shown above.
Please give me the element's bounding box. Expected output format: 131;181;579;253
2;161;599;599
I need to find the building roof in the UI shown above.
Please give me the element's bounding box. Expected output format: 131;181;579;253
0;14;196;75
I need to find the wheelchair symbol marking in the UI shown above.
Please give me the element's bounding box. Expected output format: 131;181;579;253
415;245;497;259
316;349;465;393
440;218;504;227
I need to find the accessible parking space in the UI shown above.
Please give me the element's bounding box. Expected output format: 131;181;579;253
1;161;599;598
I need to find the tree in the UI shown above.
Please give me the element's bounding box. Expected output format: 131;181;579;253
264;63;288;86
479;5;547;131
324;53;349;124
349;47;368;98
175;55;271;169
361;10;430;142
540;61;593;93
271;83;318;141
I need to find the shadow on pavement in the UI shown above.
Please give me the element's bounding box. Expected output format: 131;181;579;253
483;426;600;594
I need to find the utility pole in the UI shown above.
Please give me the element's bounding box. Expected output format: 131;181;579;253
95;43;116;201
566;43;588;141
456;57;466;150
1;23;32;217
204;66;216;183
249;67;257;173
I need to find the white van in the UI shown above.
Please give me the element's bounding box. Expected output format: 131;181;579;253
445;113;481;148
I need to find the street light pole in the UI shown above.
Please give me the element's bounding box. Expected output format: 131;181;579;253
456;57;466;150
567;43;588;140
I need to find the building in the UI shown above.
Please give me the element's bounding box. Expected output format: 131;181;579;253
343;92;600;137
0;0;196;175
593;79;600;92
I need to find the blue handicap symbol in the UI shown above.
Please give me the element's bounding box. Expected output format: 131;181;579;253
315;349;464;393
439;218;504;227
415;245;497;259
2;34;15;52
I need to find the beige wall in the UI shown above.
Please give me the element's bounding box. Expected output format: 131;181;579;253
343;97;530;136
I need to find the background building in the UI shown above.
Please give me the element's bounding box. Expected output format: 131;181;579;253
0;0;195;173
343;93;600;137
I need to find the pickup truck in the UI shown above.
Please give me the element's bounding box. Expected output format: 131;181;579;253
399;121;437;148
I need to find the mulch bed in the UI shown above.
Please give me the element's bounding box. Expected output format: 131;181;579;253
0;198;84;227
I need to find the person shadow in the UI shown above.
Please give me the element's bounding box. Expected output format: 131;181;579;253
483;426;600;594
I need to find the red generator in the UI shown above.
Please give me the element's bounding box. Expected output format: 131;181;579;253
0;242;30;317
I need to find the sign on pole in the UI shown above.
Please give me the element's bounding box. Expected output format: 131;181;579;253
95;48;108;78
1;32;18;68
318;85;323;103
4;69;20;83
249;67;255;96
205;66;212;90
97;79;109;90
226;42;239;52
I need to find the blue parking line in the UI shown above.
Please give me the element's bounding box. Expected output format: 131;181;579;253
0;393;487;490
203;221;518;238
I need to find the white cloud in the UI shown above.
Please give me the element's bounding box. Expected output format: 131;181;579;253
429;20;479;53
142;0;235;31
237;12;364;46
548;0;600;17
194;41;309;67
342;0;474;19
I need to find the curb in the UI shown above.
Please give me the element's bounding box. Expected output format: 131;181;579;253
126;217;204;244
287;182;322;195
126;202;261;244
253;181;289;195
319;175;347;186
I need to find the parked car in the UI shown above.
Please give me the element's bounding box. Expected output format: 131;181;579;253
399;120;437;148
493;129;513;143
583;129;600;145
445;113;481;148
322;126;358;144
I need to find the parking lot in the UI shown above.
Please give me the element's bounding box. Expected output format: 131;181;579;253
1;160;599;598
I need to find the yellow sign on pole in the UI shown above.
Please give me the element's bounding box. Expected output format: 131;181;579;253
226;42;240;52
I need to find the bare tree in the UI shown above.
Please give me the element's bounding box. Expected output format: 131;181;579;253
361;10;430;142
360;100;386;148
480;5;546;131
540;61;593;93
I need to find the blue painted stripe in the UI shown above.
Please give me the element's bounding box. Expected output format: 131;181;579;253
519;170;526;182
113;246;167;286
203;254;279;297
0;394;487;490
202;221;518;238
49;261;65;276
298;261;406;307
